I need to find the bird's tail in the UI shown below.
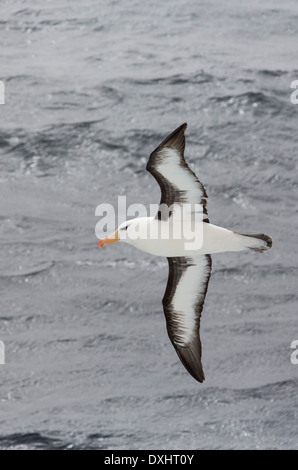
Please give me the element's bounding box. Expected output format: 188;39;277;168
235;231;273;253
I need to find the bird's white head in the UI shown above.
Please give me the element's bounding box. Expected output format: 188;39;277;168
98;219;140;248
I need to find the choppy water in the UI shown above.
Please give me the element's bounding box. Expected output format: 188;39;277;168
0;0;298;450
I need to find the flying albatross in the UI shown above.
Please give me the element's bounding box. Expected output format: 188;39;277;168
98;123;273;383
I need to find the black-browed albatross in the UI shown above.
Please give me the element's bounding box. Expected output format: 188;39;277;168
98;124;273;383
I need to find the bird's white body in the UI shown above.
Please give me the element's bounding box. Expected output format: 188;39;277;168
119;217;269;257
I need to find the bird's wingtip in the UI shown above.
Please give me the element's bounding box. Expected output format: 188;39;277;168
155;123;188;154
175;345;205;384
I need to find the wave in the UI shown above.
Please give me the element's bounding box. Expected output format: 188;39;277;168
0;261;54;278
127;70;214;87
161;378;298;404
210;90;287;116
0;432;68;450
257;69;289;78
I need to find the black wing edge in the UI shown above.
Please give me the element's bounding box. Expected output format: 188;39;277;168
146;123;187;172
162;255;212;383
146;123;209;223
175;341;205;383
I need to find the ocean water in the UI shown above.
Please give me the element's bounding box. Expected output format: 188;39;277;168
0;0;298;450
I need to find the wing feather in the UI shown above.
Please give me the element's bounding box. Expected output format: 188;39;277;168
146;123;209;222
163;255;212;383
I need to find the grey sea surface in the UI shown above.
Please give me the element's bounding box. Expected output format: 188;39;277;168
0;0;298;450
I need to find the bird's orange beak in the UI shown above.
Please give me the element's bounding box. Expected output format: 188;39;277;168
98;230;119;248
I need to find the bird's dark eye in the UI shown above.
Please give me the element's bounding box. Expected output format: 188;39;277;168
121;225;129;231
